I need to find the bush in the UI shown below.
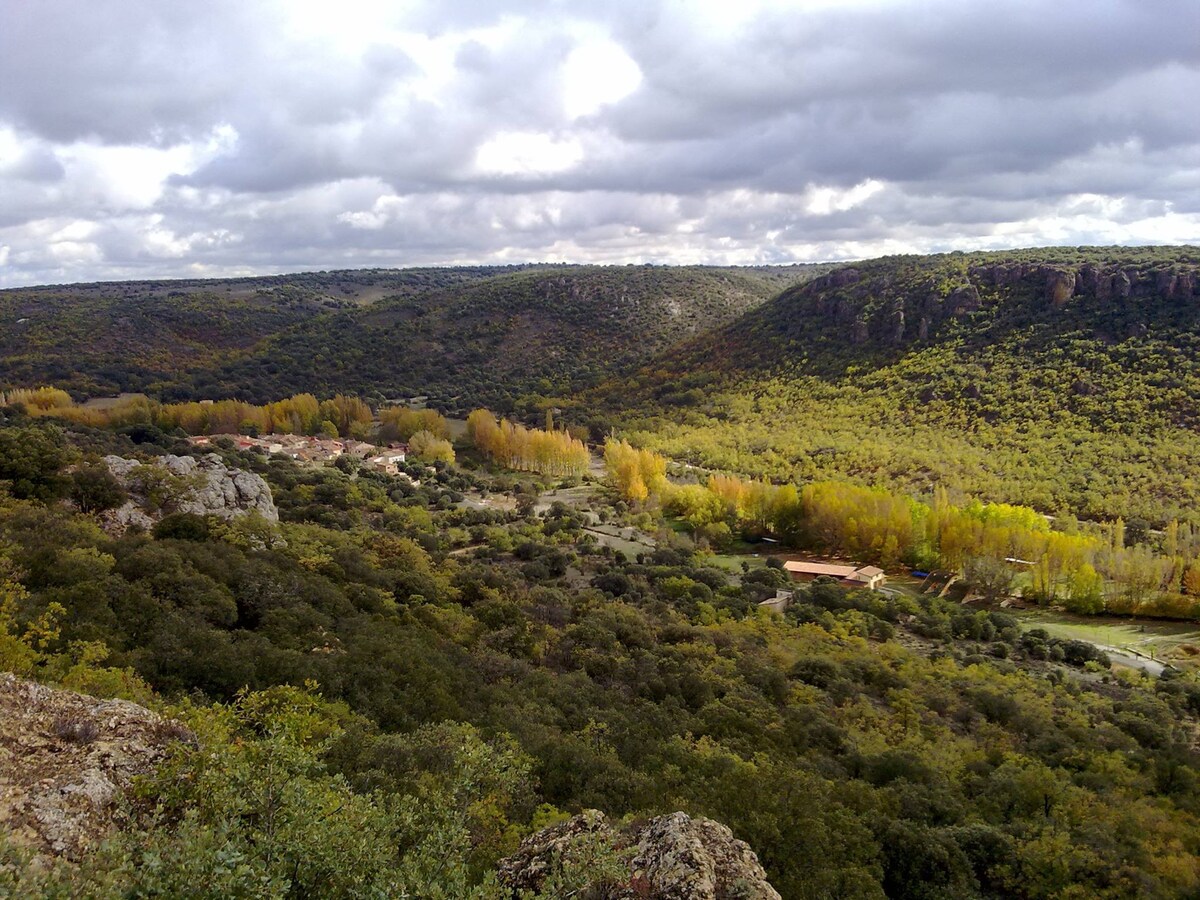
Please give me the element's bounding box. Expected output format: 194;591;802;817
51;715;99;744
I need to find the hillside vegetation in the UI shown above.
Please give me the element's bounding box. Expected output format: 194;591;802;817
598;247;1200;525
203;267;794;412
3;413;1200;898
0;264;824;411
0;267;528;399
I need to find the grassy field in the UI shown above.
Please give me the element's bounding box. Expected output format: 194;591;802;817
1009;608;1200;665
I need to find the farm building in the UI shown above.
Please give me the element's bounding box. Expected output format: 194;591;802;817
783;560;888;591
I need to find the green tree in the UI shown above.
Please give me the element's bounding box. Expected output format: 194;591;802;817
70;461;128;514
0;426;75;501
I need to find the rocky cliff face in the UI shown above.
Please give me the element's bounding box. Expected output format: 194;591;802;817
969;260;1200;305
0;674;191;862
790;255;1200;347
102;453;277;531
498;809;781;899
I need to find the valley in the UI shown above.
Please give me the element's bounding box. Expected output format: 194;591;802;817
5;248;1200;898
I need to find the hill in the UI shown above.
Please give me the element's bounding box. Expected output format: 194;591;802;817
205;266;799;412
0;266;545;400
0;264;825;411
597;247;1200;525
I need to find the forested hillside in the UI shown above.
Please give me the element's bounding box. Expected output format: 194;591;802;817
3;412;1200;898
0;267;527;399
203;267;790;412
598;247;1200;525
0;264;824;411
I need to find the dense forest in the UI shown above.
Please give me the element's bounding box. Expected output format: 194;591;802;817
3;406;1200;897
0;264;825;410
0;266;531;399
595;247;1200;526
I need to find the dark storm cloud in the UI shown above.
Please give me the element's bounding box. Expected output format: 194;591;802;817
0;0;1197;286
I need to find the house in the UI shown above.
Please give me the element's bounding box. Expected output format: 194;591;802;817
845;565;887;591
314;439;344;458
783;561;858;580
783;560;888;592
758;589;794;614
342;440;378;459
365;452;407;475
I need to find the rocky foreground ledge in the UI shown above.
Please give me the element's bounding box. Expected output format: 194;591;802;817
1;673;780;897
0;674;188;861
499;808;782;899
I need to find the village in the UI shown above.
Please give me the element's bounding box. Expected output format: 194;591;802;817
187;433;413;477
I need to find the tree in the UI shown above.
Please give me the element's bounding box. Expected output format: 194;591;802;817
963;555;1015;602
0;425;75;501
409;431;456;464
1181;560;1200;596
70;462;128;514
1064;563;1104;614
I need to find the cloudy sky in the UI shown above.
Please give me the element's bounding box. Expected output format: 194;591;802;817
1;0;1198;287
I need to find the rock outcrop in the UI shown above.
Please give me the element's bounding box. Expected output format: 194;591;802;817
968;261;1200;307
498;810;781;899
0;674;191;861
102;453;277;530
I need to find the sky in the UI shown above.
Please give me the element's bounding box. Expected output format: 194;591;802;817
1;0;1198;287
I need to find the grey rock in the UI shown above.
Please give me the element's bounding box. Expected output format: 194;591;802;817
101;453;278;526
0;674;188;862
162;455;198;477
1044;268;1076;306
891;307;906;344
498;810;781;899
947;284;981;315
1113;270;1132;299
101;456;140;479
103;501;155;533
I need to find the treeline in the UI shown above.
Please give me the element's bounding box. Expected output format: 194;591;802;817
1;386;449;442
467;409;589;477
605;440;1200;619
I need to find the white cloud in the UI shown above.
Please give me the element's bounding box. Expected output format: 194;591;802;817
806;179;885;215
474;131;584;176
0;0;1196;286
562;39;642;118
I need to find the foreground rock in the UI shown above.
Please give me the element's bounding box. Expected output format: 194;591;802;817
0;674;189;862
102;452;278;531
498;809;781;899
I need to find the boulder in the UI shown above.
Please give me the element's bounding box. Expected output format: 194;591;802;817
101;453;278;525
1044;268;1076;306
947;284;981;315
498;810;781;899
1114;270;1132;299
